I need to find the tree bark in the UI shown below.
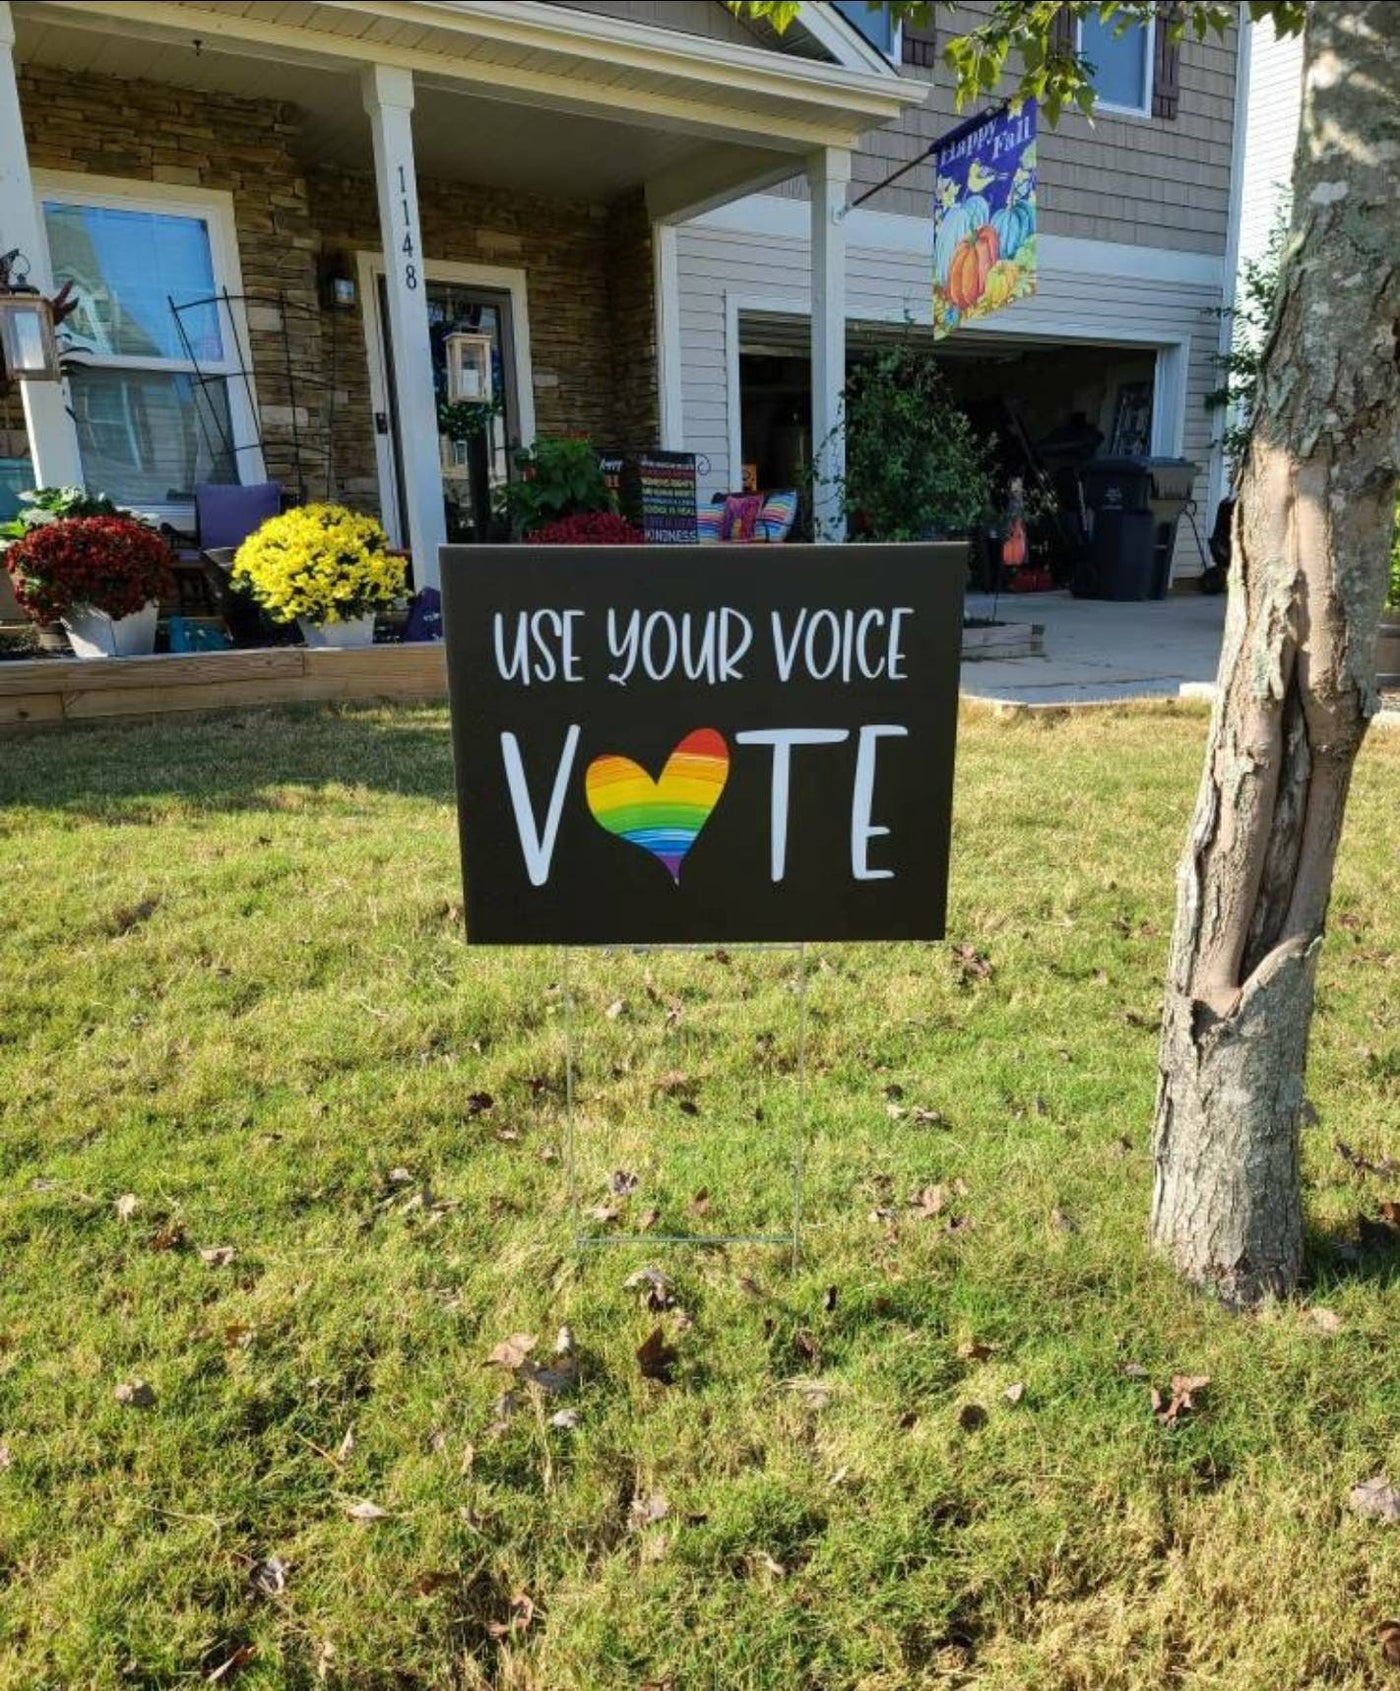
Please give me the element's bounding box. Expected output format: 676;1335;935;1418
1150;2;1400;1304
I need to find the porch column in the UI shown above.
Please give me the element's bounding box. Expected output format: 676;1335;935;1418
808;146;850;543
0;2;83;489
361;64;446;595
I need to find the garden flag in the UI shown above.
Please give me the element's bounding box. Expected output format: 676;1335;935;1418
932;99;1038;337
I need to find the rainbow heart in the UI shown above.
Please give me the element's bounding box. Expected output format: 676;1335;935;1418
585;728;730;885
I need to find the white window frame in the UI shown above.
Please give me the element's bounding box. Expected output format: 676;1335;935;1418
31;171;263;522
826;1;902;66
1076;13;1156;119
357;252;535;549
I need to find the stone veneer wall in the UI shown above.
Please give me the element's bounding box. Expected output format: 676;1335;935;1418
309;168;659;518
13;66;661;522
17;65;326;500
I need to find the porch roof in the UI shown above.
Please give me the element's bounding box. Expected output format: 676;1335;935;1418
16;0;926;214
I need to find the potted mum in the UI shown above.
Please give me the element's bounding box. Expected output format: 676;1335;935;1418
231;504;403;649
2;507;171;658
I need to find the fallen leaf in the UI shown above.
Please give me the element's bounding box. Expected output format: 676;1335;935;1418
754;1552;787;1578
1337;1140;1399;1179
638;1206;660;1231
538;1145;558;1163
250;1555;288;1596
335;1426;355;1464
465;1092;494;1115
952;942;992;983
691;1189;711;1218
628;1491;670;1530
585;1204;620;1226
149;1223;187;1252
1050;1209;1079;1234
0;1441;10;1469
793;1329;819;1365
550;1408;581;1431
115;1193;140;1220
637;1326;678;1384
1120;1361;1149;1379
911;1184;947;1219
206;1645;254;1683
1349;1475;1400;1524
605;998;626;1019
520;1358;579;1396
1381;1200;1400;1227
609;1169;640;1196
494;1128;520;1144
957;1402;988;1432
1151;1373;1210;1427
1307;1307;1343;1334
911;1106;945;1127
487;1590;535;1638
1003;1380;1026;1405
554;1325;574;1356
787;1378;831;1410
200;1246;236;1268
114;1379;155;1409
956;1339;996;1362
222;1321;255;1354
828;1465;850;1487
624;1266;675;1310
886;1102;907;1121
344;1499;390;1522
487;1334;538;1370
1379;1620;1400;1665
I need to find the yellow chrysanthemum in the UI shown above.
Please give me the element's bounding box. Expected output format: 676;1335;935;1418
231;504;404;625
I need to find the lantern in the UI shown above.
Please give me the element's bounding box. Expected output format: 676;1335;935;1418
0;250;61;383
445;331;493;404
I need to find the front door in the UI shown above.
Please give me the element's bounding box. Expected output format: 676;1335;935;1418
369;270;522;546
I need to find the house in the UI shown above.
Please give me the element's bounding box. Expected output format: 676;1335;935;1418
1;1;1248;598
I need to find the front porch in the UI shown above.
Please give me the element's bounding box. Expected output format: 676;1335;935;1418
1;0;922;596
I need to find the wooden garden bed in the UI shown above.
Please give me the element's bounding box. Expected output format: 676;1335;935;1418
0;644;448;732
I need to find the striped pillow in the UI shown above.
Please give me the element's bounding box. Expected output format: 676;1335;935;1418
756;489;799;543
696;502;724;543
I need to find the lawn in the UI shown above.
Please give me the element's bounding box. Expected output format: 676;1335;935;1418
1;701;1398;1691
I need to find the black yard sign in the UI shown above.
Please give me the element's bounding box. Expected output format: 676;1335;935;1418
440;543;964;945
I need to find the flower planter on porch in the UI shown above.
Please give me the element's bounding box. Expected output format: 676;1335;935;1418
62;601;159;660
298;613;377;650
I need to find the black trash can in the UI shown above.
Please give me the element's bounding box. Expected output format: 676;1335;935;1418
1076;457;1199;600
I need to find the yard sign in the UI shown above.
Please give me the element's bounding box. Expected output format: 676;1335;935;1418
932;100;1038;338
440;544;964;945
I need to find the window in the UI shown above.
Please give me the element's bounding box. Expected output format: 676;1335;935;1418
1078;13;1154;115
37;184;255;513
832;0;899;60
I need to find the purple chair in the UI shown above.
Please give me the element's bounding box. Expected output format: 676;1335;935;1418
195;481;283;552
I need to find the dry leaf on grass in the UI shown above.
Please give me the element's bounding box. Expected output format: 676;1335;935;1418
487;1591;535;1638
609;1170;640;1196
1307;1307;1343;1334
786;1378;831;1410
550;1408;581;1431
952;942;992;983
911;1184;947;1219
605;998;626;1019
625;1266;675;1310
585;1204;621;1226
691;1189;711;1217
637;1326;678;1384
956;1339;997;1362
1349;1475;1400;1524
1378;1620;1400;1665
114;1379;155;1409
206;1645;254;1683
249;1555;288;1597
1003;1381;1026;1405
115;1193;140;1220
199;1246;236;1268
487;1334;537;1370
344;1499;390;1522
1151;1374;1210;1427
628;1491;670;1530
638;1206;660;1231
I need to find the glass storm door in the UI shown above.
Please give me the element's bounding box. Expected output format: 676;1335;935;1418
377;276;519;545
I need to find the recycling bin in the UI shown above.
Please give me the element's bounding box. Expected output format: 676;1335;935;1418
1076;456;1199;600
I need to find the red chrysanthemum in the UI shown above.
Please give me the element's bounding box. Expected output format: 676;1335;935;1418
526;512;644;545
3;516;172;622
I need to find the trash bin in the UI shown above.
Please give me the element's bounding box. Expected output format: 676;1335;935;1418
1075;456;1199;600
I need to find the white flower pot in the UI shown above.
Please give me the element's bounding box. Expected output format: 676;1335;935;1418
62;600;159;660
298;612;377;650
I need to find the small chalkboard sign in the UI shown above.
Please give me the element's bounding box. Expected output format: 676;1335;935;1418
623;451;698;545
440;542;965;945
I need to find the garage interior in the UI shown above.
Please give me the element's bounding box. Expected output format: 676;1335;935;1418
736;314;1206;592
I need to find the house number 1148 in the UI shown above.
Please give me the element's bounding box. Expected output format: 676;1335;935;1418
397;163;417;290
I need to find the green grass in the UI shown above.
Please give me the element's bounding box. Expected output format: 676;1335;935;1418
1;701;1398;1691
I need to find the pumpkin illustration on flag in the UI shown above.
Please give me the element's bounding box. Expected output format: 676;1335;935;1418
946;225;1000;310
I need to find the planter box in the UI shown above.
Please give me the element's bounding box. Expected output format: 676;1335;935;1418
961;621;1045;662
1377;614;1400;688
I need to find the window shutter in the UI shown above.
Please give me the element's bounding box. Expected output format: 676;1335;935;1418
901;23;937;68
1152;3;1182;119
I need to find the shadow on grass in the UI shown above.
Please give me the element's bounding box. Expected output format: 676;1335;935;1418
1303;1218;1400;1294
0;703;456;819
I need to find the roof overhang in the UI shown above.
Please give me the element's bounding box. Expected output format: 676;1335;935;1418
27;0;925;155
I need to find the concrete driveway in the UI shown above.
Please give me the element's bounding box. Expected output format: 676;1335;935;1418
961;589;1227;706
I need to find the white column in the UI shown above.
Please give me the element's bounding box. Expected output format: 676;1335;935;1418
361;63;446;595
0;2;83;490
653;220;684;450
808;146;850;543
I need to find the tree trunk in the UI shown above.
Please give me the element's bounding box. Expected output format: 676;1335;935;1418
1150;2;1400;1304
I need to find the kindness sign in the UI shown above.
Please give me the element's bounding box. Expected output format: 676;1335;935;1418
440;544;963;944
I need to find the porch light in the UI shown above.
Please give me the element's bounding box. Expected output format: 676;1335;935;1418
445;331;493;404
0;250;61;383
